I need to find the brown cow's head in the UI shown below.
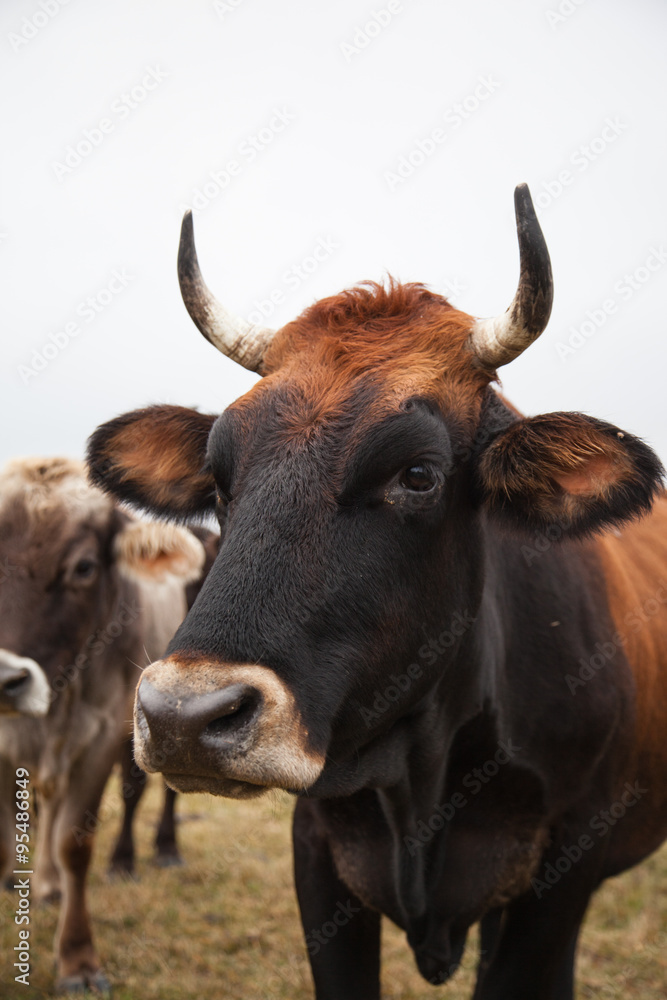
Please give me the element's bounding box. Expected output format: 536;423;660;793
0;457;205;716
87;187;663;799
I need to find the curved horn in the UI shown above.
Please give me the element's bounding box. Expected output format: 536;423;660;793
177;211;275;374
469;184;553;369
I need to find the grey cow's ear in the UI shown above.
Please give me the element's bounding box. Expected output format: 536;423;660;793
475;411;664;539
115;520;206;584
87;405;217;520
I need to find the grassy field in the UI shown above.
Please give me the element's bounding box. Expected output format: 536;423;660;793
1;774;665;999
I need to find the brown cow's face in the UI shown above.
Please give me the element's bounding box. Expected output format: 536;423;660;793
0;458;206;716
0;459;119;714
88;285;663;799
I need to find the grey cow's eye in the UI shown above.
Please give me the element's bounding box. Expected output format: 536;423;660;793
72;558;98;581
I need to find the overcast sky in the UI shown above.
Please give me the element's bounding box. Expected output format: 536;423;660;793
2;0;667;469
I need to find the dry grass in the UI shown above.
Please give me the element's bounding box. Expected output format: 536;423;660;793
1;774;665;999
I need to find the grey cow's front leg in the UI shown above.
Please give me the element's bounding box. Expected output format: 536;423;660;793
33;787;65;903
52;741;119;996
293;798;381;1000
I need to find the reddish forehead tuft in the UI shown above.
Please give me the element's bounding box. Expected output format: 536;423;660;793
247;280;491;432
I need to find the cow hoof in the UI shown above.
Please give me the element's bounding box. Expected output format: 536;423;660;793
107;846;135;872
154;852;184;868
107;859;138;881
56;970;112;996
107;868;139;883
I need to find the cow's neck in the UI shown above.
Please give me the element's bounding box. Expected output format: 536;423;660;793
371;516;599;929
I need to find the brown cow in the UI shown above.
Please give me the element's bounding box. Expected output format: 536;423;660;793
88;187;667;999
0;457;205;994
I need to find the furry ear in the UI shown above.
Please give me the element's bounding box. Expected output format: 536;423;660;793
476;412;664;538
87;405;217;519
114;520;206;584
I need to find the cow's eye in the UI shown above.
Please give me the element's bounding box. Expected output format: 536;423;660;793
399;465;438;492
71;558;98;582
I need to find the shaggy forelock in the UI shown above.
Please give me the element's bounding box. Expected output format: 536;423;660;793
0;456;112;524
